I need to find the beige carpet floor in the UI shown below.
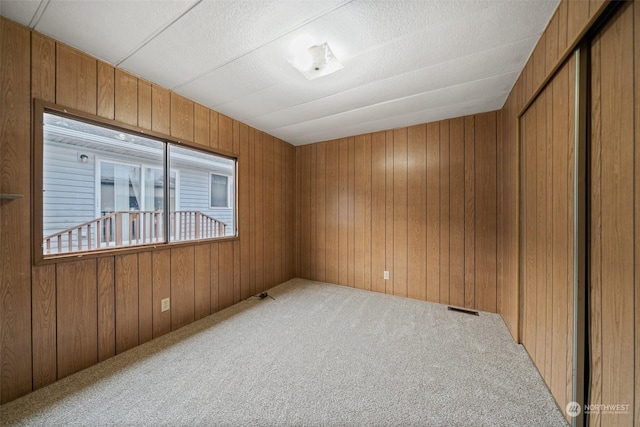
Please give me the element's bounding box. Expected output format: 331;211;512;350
0;278;566;426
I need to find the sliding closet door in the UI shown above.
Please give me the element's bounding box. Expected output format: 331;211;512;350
520;54;575;421
589;2;638;426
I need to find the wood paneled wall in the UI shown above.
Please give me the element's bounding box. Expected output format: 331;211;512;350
520;55;575;421
295;113;498;312
589;2;639;425
498;0;640;424
0;19;295;404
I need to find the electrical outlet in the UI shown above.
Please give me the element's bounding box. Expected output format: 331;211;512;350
161;297;170;312
383;271;390;280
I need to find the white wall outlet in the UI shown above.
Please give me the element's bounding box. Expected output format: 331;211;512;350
383;271;390;280
161;297;170;312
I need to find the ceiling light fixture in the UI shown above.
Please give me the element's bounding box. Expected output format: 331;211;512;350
288;42;343;81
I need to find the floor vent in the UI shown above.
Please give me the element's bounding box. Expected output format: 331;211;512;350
447;306;479;316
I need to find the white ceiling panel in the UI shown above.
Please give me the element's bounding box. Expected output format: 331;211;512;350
0;0;41;26
120;0;346;90
34;0;197;64
0;0;559;146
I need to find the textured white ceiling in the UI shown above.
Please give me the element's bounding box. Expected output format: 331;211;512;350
1;0;558;145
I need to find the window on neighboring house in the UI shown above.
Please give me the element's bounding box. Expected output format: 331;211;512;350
210;174;229;208
38;103;236;260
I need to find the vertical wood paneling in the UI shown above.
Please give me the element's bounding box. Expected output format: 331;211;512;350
137;80;152;131
354;137;365;289
218;114;233;153
115;254;139;353
392;129;408;297
475;113;497;313
194;245;211;319
567;0;590;48
1;21;32;403
97;257;115;361
634;5;640;425
407;125;426;301
316;142;327;282
339;139;349;286
2;20;297;403
152;250;171;338
363;135;372;291
151;85;170;135
464;117;475;309
115;69;137;126
138;252;153;344
439;121;450;305
170;247;195;330
449;118;465;307
218;242;234;309
31;33;55;102
194;103;210;148
170;93;194;142
595;6;635;425
97;62;115;120
56;260;97;380
371;133;386;293
209;111;219;149
264;135;275;287
56;45;97;114
254;132;265;291
325;140;340;284
210;243;219;312
250;128;258;294
239;124;251;299
31;265;56;390
426;122;440;303
347;138;356;288
589;37;603;427
385;131;394;294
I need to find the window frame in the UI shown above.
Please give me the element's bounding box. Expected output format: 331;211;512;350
33;99;238;265
209;172;231;209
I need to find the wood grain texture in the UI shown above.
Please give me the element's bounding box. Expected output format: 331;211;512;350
392;129;408;297
209;111;219;149
194;245;211;319
218;242;234;309
56;44;97;114
151;85;170;135
170;247;195;330
194;103;210;148
97;62;115;120
589;37;603;427
370;132;386;293
239;124;251;299
152;250;171;338
449;118;465;307
439;121;450;305
56;260;97;380
115;254;139;353
407;125;426;301
594;5;635;425
31;265;56;390
170;93;194;142
138;252;153;344
475;113;497;313
31;33;55;102
634;4;640;425
464;116;475;309
115;69;138;126
1;20;32;403
295;112;499;314
97;257;115;361
210;243;219;313
137;80;152;131
218;114;233;154
2;19;296;403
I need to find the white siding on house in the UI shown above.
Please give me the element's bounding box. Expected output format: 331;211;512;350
43;143;95;238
